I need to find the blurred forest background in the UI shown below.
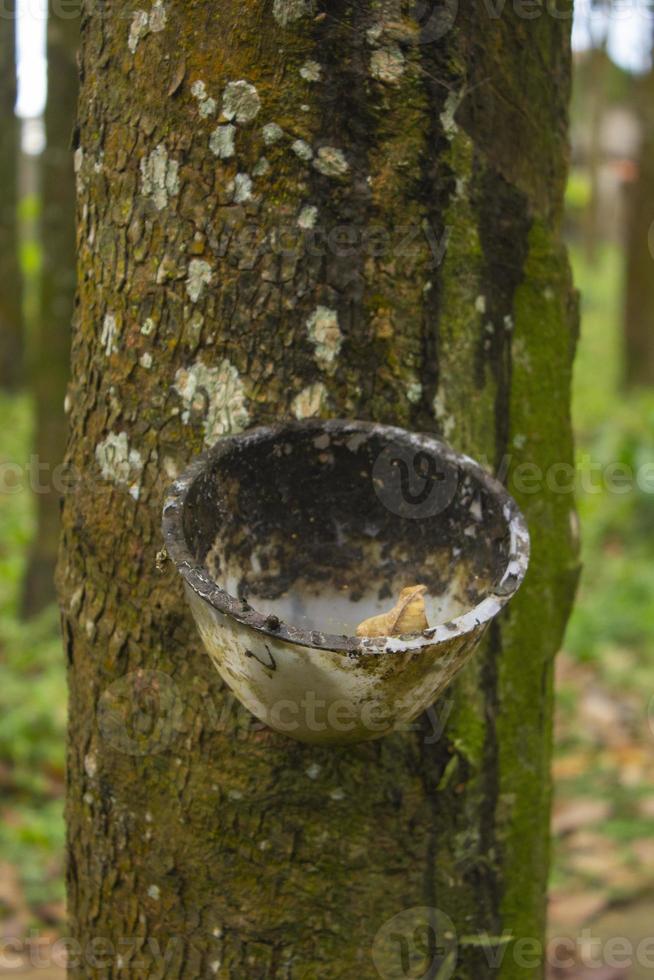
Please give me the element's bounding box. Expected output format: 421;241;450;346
1;1;654;976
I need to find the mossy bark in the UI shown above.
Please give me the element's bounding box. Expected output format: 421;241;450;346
59;3;578;977
624;62;654;388
0;0;23;389
21;3;78;617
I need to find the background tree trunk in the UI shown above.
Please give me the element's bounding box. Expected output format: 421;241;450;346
582;45;608;265
623;54;654;388
59;3;579;977
0;0;23;389
21;2;79;617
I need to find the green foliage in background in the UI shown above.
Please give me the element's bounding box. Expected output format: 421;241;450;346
552;242;654;905
568;243;654;664
0;393;65;917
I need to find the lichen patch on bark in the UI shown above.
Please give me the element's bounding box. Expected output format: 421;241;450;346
185;259;213;303
298;205;318;229
192;80;217;118
306;306;342;373
100;314;118;356
262;122;284;145
291;382;329;419
272;0;314;28
313;146;349;177
173;359;249;443
95;432;144;500
128;2;167;53
209;125;236;159
370;46;405;84
139;144;180;211
222;81;261;124
299;59;322;82
292;139;313;161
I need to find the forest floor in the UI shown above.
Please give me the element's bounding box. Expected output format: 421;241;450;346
544;242;654;977
0;245;653;977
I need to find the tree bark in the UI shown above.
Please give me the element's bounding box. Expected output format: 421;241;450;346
624;62;654;388
21;2;78;617
0;0;23;389
59;3;579;977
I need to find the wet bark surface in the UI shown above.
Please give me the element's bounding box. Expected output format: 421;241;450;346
59;2;579;977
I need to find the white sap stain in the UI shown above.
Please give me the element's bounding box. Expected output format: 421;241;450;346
174;359;250;444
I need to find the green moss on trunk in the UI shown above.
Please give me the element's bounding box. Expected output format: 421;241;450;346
59;3;578;976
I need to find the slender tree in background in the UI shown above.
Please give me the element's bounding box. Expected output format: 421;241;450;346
623;31;654;387
582;1;612;264
22;2;79;616
0;0;23;389
59;3;579;976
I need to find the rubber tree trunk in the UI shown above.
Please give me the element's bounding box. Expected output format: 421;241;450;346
59;3;579;977
624;62;654;388
21;2;78;617
0;0;23;389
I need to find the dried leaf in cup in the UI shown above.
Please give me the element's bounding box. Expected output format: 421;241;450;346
356;585;429;638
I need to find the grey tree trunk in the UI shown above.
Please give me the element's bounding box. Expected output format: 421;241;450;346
0;0;23;389
21;2;78;616
59;3;579;977
624;58;654;387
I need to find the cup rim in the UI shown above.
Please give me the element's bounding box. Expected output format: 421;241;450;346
161;419;531;655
